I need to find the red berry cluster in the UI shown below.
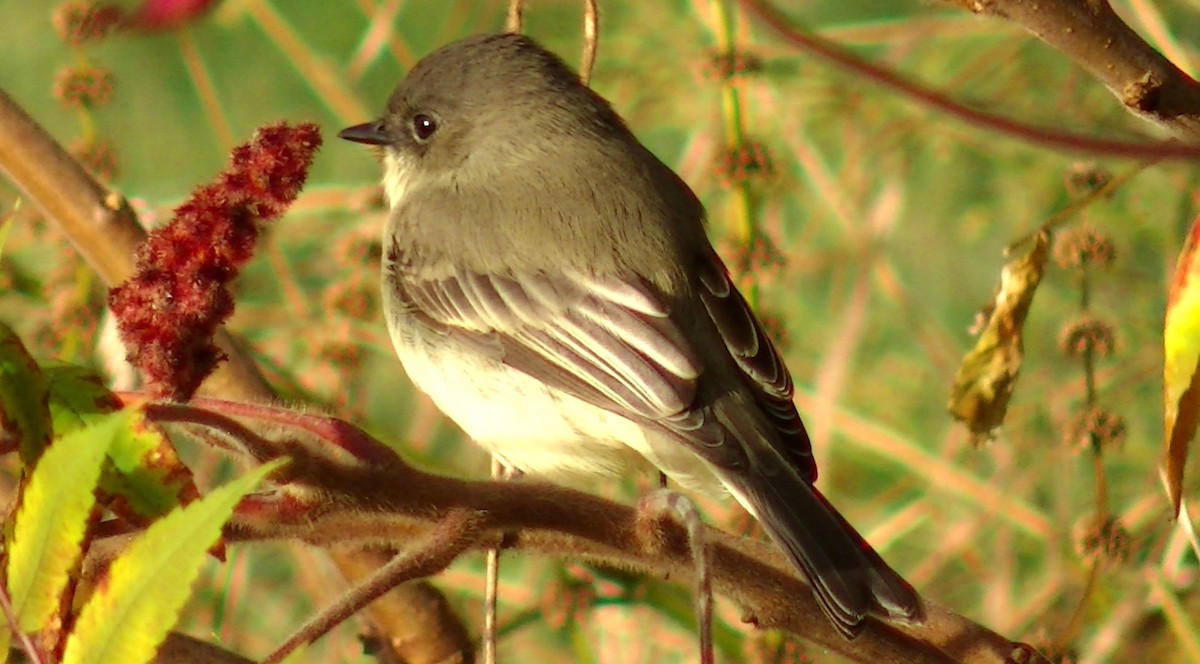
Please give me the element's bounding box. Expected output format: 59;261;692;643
70;139;119;182
1064;162;1113;197
108;122;323;400
132;0;221;31
1073;514;1130;564
53;1;123;181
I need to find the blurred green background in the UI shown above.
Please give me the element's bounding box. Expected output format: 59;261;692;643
1;0;1197;662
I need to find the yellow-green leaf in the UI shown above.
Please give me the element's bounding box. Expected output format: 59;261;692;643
62;459;284;664
43;365;123;436
45;365;198;522
7;409;130;632
0;321;52;463
1164;216;1200;515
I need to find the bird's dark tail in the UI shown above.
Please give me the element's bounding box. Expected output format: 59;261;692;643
720;468;922;637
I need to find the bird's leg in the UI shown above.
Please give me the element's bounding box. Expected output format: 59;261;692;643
635;488;713;664
484;457;520;664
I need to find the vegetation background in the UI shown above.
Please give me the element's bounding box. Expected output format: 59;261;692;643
0;0;1196;662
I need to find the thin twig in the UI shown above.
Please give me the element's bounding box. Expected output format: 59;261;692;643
0;583;46;664
176;27;235;151
262;510;483;664
506;0;525;33
957;0;1200;138
483;458;508;664
104;388;1049;663
579;0;599;85
238;0;371;124
0;80;473;664
1005;163;1150;254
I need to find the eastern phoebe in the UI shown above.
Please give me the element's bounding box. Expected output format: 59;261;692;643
340;33;921;636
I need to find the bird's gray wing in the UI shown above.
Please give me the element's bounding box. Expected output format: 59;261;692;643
693;249;816;481
386;245;813;478
388;255;732;449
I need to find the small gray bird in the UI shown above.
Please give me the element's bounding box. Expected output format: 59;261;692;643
340;33;921;636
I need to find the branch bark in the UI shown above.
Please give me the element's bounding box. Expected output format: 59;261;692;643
110;396;1042;664
220;447;1039;664
739;0;1200;154
964;0;1200;139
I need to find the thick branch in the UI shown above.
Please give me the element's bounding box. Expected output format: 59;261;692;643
739;0;1200;155
136;394;1044;664
964;0;1200;139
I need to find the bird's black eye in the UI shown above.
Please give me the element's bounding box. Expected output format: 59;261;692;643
411;114;438;142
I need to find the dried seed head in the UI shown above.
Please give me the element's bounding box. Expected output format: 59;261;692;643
1073;515;1131;565
1053;227;1115;270
1063;407;1126;453
54;65;115;108
1058;316;1116;359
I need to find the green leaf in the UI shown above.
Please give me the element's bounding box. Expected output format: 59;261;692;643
45;365;197;522
62;458;285;664
0;320;52;463
43;365;123;436
7;409;130;632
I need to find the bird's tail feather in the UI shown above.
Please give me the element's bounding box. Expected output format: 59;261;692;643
720;469;922;637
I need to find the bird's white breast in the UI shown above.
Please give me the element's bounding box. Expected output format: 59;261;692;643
384;302;725;496
385;306;646;479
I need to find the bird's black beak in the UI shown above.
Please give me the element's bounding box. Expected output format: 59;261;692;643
338;121;389;146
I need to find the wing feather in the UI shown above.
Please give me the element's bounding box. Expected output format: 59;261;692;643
390;262;702;421
695;251;815;480
386;243;812;479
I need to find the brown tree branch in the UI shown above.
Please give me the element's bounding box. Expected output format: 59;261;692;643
228;456;1031;664
959;0;1200;139
109;396;1045;664
738;0;1200;154
263;510;485;664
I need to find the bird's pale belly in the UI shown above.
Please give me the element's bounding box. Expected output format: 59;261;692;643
387;312;724;495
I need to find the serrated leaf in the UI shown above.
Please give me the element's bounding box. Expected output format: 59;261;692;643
45;365;198;522
62;459;284;664
43;365;123;435
1164;216;1200;515
0;320;52;462
7;409;130;632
